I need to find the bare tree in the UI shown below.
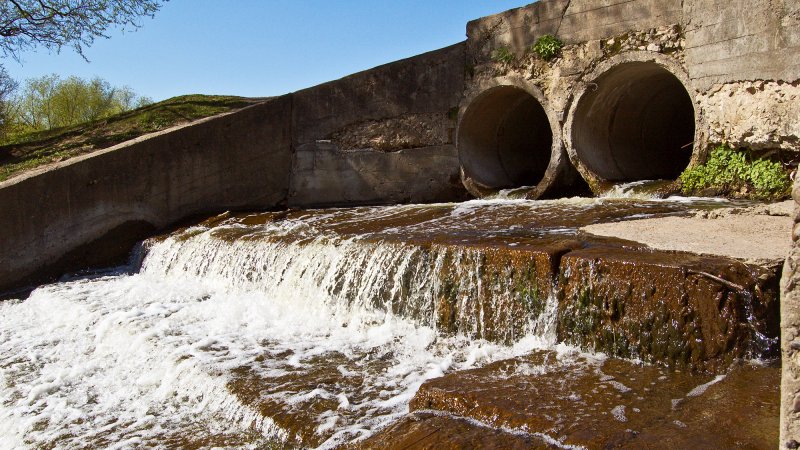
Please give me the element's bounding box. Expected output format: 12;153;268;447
0;0;164;60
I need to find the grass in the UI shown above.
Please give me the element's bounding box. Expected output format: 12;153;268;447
0;95;265;182
491;47;515;64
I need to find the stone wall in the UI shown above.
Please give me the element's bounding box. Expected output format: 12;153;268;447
461;0;800;195
782;176;800;447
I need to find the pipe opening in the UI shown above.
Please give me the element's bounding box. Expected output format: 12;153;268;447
458;86;554;190
572;62;695;181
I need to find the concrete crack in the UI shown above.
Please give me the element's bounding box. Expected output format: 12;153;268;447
555;0;572;37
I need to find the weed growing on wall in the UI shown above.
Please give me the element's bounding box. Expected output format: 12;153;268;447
531;35;563;61
491;47;515;64
679;144;791;200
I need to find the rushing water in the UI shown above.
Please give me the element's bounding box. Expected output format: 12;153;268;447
0;197;774;448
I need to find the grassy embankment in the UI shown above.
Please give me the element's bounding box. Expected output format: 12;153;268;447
0;95;264;182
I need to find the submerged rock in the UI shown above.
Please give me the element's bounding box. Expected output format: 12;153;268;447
349;412;551;449
384;350;779;449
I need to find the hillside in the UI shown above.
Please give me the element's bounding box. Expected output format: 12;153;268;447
0;95;266;182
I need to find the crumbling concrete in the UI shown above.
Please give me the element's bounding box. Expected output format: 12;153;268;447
699;80;800;152
461;0;800;195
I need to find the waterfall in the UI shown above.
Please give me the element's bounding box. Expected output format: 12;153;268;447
140;222;561;344
0;212;563;448
0;198;775;448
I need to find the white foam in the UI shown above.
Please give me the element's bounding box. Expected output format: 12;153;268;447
611;405;627;422
686;374;726;397
4;196;723;448
607;380;633;394
0;227;571;448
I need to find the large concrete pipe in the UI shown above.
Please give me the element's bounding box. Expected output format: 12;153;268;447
457;81;575;198
566;54;698;192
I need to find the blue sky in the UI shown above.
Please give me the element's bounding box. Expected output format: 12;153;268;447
4;1;529;101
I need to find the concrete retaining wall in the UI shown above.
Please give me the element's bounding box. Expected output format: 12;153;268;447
462;0;800;194
288;44;468;207
0;45;469;293
0;97;293;292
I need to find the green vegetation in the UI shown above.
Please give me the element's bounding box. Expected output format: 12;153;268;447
0;0;166;143
0;67;17;138
530;34;563;61
679;144;791;200
0;95;262;182
491;47;515;64
6;74;152;140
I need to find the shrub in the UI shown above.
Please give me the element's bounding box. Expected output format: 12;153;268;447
679;144;791;200
531;34;563;61
491;47;515;64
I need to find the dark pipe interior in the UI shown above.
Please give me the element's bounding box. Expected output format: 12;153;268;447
572;62;695;181
459;86;553;189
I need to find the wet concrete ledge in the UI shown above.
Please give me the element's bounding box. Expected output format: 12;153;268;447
157;204;782;372
359;353;778;449
430;240;781;372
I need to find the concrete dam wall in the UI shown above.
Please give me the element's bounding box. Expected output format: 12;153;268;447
0;0;797;290
459;0;800;196
0;44;469;293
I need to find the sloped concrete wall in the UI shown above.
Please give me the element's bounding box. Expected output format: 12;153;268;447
0;45;471;293
0;97;293;293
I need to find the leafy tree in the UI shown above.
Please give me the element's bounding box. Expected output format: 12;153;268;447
13;73;58;130
0;0;164;60
0;0;163;139
0;66;18;136
10;73;151;132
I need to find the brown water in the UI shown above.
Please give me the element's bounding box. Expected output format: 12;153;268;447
0;196;780;448
364;353;778;449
